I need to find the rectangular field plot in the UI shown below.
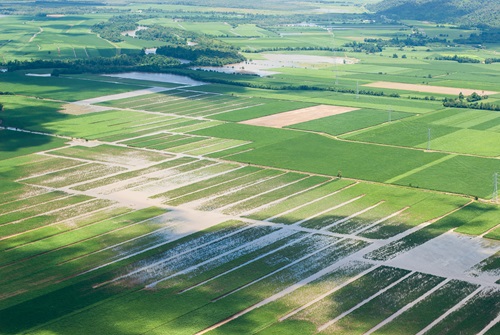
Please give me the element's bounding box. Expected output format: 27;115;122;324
0;154;84;181
247;179;354;221
393;155;500;199
415;128;500;157
131;161;241;196
423;288;500;335
98;89;267;119
72;157;198;191
343;121;459;148
320;272;445;335
287;108;413;136
276;266;411;330
49;144;172;167
21;163;127;188
196;172;307;211
371;280;479;335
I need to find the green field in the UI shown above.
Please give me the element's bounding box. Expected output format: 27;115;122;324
0;1;499;334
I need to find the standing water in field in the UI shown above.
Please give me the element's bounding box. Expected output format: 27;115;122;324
101;72;206;86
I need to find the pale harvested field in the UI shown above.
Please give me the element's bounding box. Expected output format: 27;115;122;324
241;105;359;128
59;103;113;115
364;81;497;96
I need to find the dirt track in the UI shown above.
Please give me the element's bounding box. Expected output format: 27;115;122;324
364;81;497;96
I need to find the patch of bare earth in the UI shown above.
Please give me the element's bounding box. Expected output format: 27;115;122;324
364;81;497;96
60;103;113;115
241;105;359;128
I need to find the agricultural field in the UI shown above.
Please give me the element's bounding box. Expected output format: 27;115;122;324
0;0;499;334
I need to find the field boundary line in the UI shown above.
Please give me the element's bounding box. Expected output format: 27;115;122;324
146;227;295;289
364;278;451;335
320;201;384;231
58;218;180;266
0;204;125;252
415;286;483;335
191;140;251;157
317;271;416;332
179;230;308;294
477;312;500;335
0;195;93;230
353;207;409;236
291;195;365;226
0;205;163;270
157;166;259;203
265;182;358;222
384;154;457;184
94;222;259;287
279;265;379;321
210;237;347;302
218;175;311;214
196;256;376;335
240;177;333;217
195;171;288;211
128;161;222;193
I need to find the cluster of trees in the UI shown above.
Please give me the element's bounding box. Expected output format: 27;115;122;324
433;55;480;63
134;25;191;44
343;41;383;53
92;15;139;43
453;28;500;44
485;58;500;64
6;54;181;74
364;34;448;47
443;92;500;110
156;45;245;66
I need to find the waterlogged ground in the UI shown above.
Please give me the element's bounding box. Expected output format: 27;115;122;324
0;76;499;335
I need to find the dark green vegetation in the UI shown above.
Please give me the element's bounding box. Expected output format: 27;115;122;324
369;0;500;28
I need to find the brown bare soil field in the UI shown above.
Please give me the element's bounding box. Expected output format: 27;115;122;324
241;105;359;128
364;81;497;96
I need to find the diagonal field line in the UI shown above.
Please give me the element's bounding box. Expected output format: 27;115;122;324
146;228;297;289
353;206;409;235
92;223;259;287
477;312;500;335
265;182;359;222
384;155;456;184
279;265;379;321
320;201;384;231
291;195;365;226
210;238;346;302
363;278;451;335
415;286;483;335
317;271;416;332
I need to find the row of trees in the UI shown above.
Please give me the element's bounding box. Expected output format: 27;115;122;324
443;92;500;111
433;55;480;63
6;54;181;74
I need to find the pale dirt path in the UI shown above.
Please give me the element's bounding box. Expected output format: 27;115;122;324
28;27;43;43
415;286;484;335
478;313;500;335
317;271;416;331
75;86;176;105
365;81;498;96
363;279;451;335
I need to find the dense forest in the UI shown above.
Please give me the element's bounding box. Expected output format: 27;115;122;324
368;0;500;28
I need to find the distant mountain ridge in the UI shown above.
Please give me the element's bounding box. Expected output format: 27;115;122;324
368;0;499;27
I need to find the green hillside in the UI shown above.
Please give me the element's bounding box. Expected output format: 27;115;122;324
368;0;500;27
